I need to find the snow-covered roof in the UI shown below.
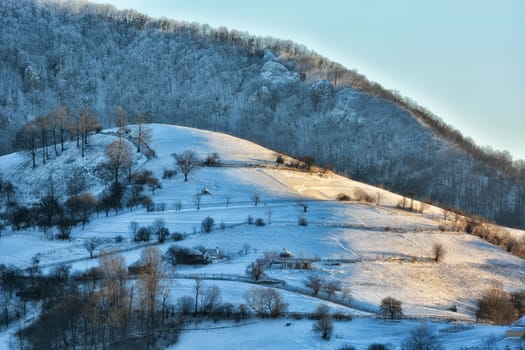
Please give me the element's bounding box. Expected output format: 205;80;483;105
510;316;525;328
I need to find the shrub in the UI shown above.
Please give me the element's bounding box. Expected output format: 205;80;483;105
401;325;442;350
177;296;194;315
247;215;254;225
162;169;177;179
353;188;374;203
432;242;446;262
380;297;403;319
201;216;214;233
336;193;351;201
339;345;357;350
276;154;284;164
368;344;389;350
255;217;265;226
298;216;308;226
134;226;152;242
114;235;124;243
172;232;185;241
202;153;221;166
243;287;287;318
305;275;324;296
476;287;517;324
312;305;333;339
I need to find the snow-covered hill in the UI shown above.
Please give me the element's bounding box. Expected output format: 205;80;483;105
1;0;524;230
0;124;524;349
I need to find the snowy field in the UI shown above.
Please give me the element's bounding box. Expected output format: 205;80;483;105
1;124;524;349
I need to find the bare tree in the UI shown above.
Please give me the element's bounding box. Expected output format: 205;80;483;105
84;238;100;259
173;150;200;182
200;285;222;315
432;242;446;262
312;305;333;339
305;275;324;296
249;259;266;281
134;113;152;153
98;250;129;340
265;207;273;225
136;247;168;331
104;139;134;185
476;287;517;324
13;121;38;168
380;296;403;319
193;193;202;210
243;286;287;318
194;277;203;316
77;107;101;157
251;193;260;207
401;324;443;350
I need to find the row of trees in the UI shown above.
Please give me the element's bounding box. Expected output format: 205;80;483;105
14;107;101;167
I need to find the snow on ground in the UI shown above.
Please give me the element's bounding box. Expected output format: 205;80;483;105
1;124;524;348
173;318;520;350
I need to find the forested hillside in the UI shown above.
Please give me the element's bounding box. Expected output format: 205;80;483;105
0;0;524;227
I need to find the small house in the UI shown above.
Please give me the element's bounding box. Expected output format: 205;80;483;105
506;316;525;338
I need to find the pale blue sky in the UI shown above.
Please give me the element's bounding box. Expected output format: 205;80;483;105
91;0;525;160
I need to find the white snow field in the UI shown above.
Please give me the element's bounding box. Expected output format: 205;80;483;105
0;124;524;349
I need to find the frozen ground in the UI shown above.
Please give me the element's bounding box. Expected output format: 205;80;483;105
1;124;524;349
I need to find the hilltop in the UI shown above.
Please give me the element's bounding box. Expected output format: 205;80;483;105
0;124;524;349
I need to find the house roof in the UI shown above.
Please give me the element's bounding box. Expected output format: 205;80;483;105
510;316;525;328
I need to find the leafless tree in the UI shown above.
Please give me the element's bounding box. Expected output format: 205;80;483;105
133;113;152;153
136;247;168;331
193;193;202;210
432;242;446;262
380;296;403;319
104;139;134;185
312;305;333;339
77;107;101;157
265;207;273;225
251;193;260;207
84;238;100;259
476;287;517;324
14;121;38;168
305;275;324;296
401;324;442;350
173;150;200;182
243;286;287;318
249;259;266;281
194;277;203;316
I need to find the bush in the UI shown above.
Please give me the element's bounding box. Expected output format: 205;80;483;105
162;169;177;179
380;297;403;319
243;286;287;318
368;344;389;350
247;215;254;225
401;325;442;350
432;242;446;262
298;216;308;226
338;345;357;350
177;296;194;315
172;232;185;241
114;235;124;243
336;193;351;201
201;216;214;233
312;305;333;339
134;226;152;242
255;217;265;226
202;153;221;166
353;188;375;203
276;154;284;164
476;287;517;324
